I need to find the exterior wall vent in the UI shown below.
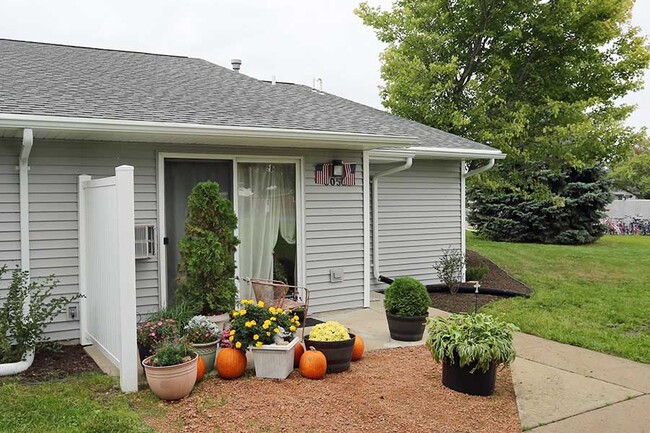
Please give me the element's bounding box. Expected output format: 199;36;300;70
134;225;156;259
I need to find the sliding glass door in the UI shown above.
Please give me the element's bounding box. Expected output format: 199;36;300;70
237;162;297;300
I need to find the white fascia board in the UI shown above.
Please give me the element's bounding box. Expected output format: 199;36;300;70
0;113;418;149
370;146;505;160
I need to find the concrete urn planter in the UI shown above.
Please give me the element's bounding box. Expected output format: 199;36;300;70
142;353;198;401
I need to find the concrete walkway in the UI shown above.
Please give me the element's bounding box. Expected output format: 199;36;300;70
314;292;650;433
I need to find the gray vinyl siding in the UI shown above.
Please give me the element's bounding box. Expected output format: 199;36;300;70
370;159;462;291
0;138;365;341
0;139;21;298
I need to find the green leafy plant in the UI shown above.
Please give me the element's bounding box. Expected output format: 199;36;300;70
384;276;431;317
433;248;466;294
228;299;299;351
149;339;194;367
465;264;489;282
308;321;351;342
0;266;83;363
426;313;518;373
184;315;220;344
176;181;240;315
146;302;197;331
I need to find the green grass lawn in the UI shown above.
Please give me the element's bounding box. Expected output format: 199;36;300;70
0;373;152;433
469;233;650;363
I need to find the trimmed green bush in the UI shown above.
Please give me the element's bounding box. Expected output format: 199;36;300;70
176;181;240;315
384;276;431;317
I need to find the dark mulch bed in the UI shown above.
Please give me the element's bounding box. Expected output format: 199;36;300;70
429;250;532;314
1;344;100;384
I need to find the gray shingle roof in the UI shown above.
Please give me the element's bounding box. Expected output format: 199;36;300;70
0;39;496;151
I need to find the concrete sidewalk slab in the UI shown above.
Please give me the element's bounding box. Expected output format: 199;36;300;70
514;332;650;393
512;357;642;430
527;395;650;433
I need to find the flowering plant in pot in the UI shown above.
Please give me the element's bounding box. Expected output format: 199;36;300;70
227;299;300;379
184;315;220;373
142;338;198;401
384;276;431;341
136;318;180;362
304;321;355;373
426;313;518;396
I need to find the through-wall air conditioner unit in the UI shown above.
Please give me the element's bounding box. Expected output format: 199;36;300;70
134;225;156;260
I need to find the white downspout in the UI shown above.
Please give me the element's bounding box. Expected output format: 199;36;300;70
1;128;36;376
19;128;33;274
371;157;413;281
465;158;495;178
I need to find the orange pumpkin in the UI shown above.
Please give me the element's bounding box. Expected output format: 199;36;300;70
294;342;305;368
299;347;327;380
216;348;247;379
196;356;206;382
352;335;365;361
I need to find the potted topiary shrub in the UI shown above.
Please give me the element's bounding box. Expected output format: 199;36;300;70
176;181;240;330
384;276;431;341
184;315;221;374
426;313;518;396
303;321;355;373
0;266;82;376
142;338;198;401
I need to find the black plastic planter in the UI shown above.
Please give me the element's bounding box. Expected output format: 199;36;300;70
304;334;356;373
386;312;427;341
442;357;498;396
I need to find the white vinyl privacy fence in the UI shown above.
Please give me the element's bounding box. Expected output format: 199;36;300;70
78;165;137;392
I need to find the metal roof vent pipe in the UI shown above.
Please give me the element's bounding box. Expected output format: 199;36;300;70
231;58;242;72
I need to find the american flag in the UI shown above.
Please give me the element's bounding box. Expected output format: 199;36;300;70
314;163;356;186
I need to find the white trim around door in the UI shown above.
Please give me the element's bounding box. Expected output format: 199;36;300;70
156;152;306;308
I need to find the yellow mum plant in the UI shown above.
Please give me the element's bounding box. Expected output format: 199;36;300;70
308;321;351;342
228;299;301;351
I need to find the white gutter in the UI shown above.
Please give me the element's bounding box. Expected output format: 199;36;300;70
370;146;505;160
372;157;413;281
19;128;33;274
0;113;418;148
465;158;495;177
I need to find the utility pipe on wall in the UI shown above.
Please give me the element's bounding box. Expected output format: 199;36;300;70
19;128;33;274
371;157;413;281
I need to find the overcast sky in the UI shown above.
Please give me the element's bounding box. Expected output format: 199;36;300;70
1;0;648;130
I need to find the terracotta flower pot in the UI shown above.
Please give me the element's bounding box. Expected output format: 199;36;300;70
142;353;198;401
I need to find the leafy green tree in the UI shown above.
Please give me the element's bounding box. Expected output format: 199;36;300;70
176;182;239;315
609;139;650;198
357;0;650;243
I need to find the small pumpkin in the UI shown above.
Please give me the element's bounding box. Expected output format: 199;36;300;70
196;356;206;382
294;342;305;368
352;335;365;361
216;348;247;379
299;347;327;380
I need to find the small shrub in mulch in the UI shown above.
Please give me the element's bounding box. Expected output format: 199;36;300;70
429;250;532;314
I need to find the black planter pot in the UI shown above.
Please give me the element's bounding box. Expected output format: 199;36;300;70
442;356;498;396
385;312;427;341
304;334;356;373
138;344;153;377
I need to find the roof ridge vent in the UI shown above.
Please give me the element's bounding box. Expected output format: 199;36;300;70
231;58;242;72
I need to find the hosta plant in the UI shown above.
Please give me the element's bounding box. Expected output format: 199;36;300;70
308;321;351;342
384;276;431;317
426;313;518;373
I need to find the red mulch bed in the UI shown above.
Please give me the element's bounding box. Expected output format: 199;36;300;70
138;345;520;433
1;344;100;384
429;250;532;313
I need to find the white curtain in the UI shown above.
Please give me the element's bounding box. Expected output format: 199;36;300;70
238;163;296;300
